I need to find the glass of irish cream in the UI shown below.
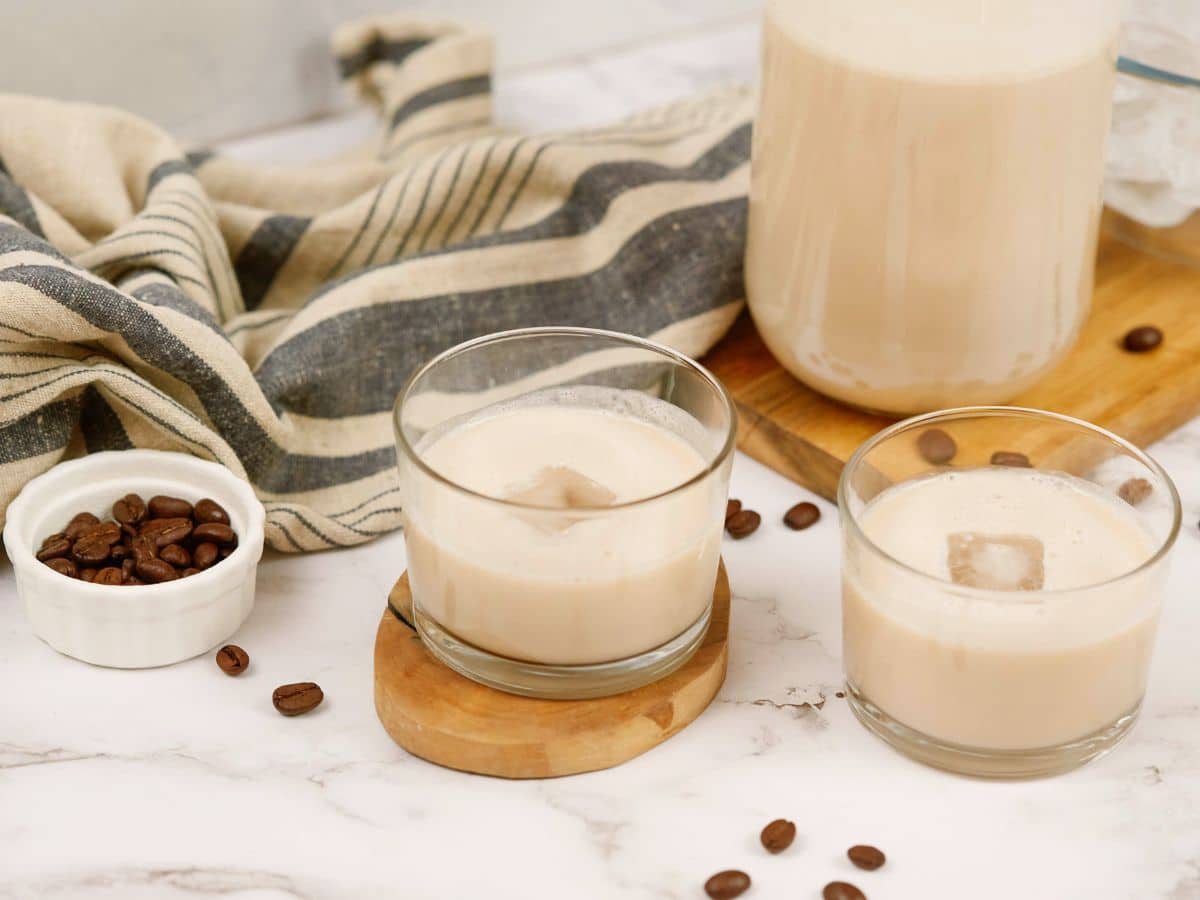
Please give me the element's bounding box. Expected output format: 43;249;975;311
746;0;1123;414
394;328;735;699
839;408;1181;777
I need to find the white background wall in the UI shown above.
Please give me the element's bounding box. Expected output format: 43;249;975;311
0;0;761;143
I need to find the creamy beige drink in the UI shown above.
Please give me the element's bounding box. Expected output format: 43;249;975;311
844;467;1162;751
404;391;723;666
746;0;1120;414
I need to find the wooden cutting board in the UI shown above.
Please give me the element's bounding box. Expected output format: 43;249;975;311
374;562;730;779
703;228;1200;501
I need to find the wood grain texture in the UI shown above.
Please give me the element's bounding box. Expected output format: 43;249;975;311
374;563;729;779
704;230;1200;500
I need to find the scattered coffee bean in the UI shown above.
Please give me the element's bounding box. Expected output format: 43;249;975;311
45;558;77;578
216;644;250;676
94;567;124;586
726;498;742;521
823;882;865;900
990;450;1031;468
135;557;179;583
112;493;147;525
704;870;751;900
193;522;236;546
193;542;219;570
64;512;100;540
1118;477;1152;506
148;494;193;519
783;501;820;531
36;535;71;562
160;543;191;568
1123;325;1162;353
835;691;845;698
760;818;796;854
916;427;957;464
273;682;324;716
193;498;230;525
725;509;761;540
847;845;886;871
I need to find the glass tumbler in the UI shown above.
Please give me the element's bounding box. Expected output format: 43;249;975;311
393;328;736;699
746;0;1123;414
839;407;1180;777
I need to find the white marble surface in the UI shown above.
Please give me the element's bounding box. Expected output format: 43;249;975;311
5;19;1200;900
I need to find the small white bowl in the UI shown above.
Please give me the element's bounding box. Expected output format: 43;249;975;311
3;450;265;668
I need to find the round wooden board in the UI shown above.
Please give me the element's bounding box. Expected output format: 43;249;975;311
374;561;730;779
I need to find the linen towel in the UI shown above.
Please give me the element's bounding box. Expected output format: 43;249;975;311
0;17;752;551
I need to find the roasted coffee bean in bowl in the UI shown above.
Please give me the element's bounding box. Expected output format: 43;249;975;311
36;494;237;585
2;450;265;668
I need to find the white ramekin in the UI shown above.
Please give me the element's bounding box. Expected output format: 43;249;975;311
3;450;266;668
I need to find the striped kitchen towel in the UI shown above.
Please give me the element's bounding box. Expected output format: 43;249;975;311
0;17;751;551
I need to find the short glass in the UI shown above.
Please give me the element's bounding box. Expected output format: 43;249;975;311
393;328;736;699
838;407;1181;777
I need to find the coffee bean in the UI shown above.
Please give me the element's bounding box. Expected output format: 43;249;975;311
917;427;957;464
121;522;138;541
79;568;98;582
783;501;820;531
80;521;122;546
94;567;124;586
219;547;234;559
823;882;865;900
1118;477;1152;506
181;567;201;577
135;557;179;583
71;536;113;565
148;495;193;519
64;512;100;540
122;558;136;578
112;493;147;525
45;557;78;578
726;498;742;521
1123;325;1162;353
35;535;72;562
193;542;219;570
131;534;158;562
160;544;191;568
704;870;751;900
760;818;796;854
725;509;761;539
273;682;324;716
193;522;235;546
193;498;230;526
110;543;130;562
990;450;1031;468
124;576;144;586
216;644;250;676
847;845;886;871
143;517;193;547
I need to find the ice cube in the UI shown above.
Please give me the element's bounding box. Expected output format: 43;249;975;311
503;466;617;533
504;465;617;509
947;532;1045;592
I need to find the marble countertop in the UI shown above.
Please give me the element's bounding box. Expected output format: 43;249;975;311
4;18;1200;900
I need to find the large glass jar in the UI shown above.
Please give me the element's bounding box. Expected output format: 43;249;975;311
746;0;1123;415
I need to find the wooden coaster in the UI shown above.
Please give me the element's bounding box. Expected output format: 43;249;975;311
704;226;1200;500
373;561;730;779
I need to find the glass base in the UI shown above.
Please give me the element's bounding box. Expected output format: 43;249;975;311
846;682;1141;779
412;603;712;700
